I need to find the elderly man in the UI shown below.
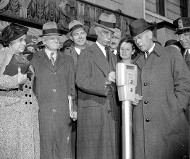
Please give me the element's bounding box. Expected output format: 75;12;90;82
76;13;119;159
30;21;77;159
129;18;190;159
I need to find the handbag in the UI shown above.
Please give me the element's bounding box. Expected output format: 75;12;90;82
3;54;30;76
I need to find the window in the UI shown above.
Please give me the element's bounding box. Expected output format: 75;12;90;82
156;0;165;16
180;0;188;17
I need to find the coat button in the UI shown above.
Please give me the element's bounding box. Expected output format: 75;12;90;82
29;86;32;89
29;94;31;97
144;83;147;86
25;85;28;88
52;109;56;113
25;102;28;104
25;94;28;97
182;108;186;112
144;100;148;104
146;118;150;122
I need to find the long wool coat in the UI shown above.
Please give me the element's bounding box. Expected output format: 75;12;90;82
30;49;76;159
132;43;190;159
76;43;120;159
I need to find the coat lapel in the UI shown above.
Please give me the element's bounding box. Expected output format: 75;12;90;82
54;51;66;72
90;43;109;76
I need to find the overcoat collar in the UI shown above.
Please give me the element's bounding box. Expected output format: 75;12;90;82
89;43;109;76
37;49;65;72
133;43;163;69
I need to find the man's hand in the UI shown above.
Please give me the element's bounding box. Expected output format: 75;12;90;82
132;94;143;105
72;111;77;121
17;67;27;85
106;71;116;84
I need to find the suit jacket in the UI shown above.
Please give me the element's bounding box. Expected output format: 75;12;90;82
132;43;190;159
76;43;119;159
30;49;76;159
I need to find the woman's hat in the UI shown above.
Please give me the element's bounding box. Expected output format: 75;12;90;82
93;13;116;32
40;21;61;37
0;23;28;46
129;18;155;38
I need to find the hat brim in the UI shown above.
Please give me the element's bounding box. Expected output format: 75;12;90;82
39;32;61;37
131;25;155;38
175;28;190;34
66;26;87;38
93;22;116;32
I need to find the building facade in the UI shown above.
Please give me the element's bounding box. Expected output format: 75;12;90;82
0;0;189;45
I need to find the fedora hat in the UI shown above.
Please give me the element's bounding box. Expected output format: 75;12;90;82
93;13;116;32
129;18;155;38
0;23;28;46
40;21;61;37
67;20;85;37
173;17;190;34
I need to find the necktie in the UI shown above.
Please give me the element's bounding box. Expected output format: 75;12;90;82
144;51;149;59
184;50;190;60
105;46;110;62
50;52;55;65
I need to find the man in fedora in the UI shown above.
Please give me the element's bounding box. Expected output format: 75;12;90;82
76;13;120;159
64;20;88;72
129;18;190;159
173;17;190;69
30;21;77;159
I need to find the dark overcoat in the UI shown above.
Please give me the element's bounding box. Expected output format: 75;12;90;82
132;43;190;159
30;49;76;159
76;43;120;159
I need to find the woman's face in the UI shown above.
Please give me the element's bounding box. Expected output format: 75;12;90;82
10;34;27;53
119;41;135;60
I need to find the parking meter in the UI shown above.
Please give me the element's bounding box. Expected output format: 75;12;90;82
116;62;137;159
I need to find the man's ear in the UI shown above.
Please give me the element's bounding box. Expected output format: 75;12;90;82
94;26;99;36
148;30;153;39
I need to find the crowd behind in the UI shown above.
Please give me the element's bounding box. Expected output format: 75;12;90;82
0;13;189;159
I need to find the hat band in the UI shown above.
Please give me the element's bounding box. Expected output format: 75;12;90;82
43;28;59;35
69;24;83;32
98;20;115;28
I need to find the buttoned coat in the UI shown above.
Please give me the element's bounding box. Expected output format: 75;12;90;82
76;43;120;159
30;49;76;159
132;43;190;159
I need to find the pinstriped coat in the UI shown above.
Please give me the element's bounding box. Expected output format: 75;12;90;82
132;43;190;159
30;49;76;159
76;43;120;159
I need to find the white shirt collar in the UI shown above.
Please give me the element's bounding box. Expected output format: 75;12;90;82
148;43;155;54
74;47;81;55
45;48;57;59
96;41;106;57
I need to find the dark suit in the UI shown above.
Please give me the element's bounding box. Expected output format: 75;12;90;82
30;49;76;159
76;43;119;159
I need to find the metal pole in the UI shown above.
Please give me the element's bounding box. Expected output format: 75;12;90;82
122;100;132;159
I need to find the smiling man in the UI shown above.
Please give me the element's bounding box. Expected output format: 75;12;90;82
129;18;190;159
64;20;88;72
174;17;190;70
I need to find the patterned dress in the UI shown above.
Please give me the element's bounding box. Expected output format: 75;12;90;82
0;47;40;159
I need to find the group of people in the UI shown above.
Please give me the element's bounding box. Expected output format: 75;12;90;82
0;12;189;159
